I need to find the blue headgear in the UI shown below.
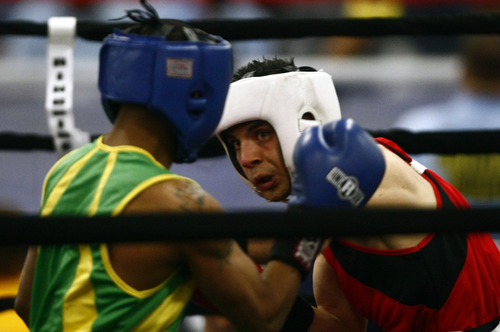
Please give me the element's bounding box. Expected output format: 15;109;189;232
98;26;233;163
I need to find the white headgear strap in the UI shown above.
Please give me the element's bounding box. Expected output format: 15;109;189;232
216;71;342;194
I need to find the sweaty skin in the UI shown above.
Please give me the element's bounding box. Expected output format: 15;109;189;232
223;121;291;202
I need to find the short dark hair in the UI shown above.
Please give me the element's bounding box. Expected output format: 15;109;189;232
232;57;317;82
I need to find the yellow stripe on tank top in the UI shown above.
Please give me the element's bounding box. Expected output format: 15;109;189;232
40;147;85;207
111;174;199;216
63;245;98;330
88;151;118;216
40;147;99;216
99;243;195;330
130;278;195;331
100;243;170;298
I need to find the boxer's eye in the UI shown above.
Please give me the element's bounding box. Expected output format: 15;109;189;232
226;138;240;150
257;130;270;140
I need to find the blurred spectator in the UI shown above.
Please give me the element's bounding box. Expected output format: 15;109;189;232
404;2;471;55
393;35;500;207
322;0;406;56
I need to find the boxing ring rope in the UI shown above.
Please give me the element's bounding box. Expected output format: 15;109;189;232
0;13;499;245
2;129;500;156
2;13;500;40
1;208;500;246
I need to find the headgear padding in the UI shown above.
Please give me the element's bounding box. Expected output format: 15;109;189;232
216;71;342;194
99;28;232;163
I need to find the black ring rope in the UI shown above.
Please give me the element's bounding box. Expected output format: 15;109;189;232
2;129;500;157
0;297;15;312
368;129;500;155
1;13;500;42
1;208;499;246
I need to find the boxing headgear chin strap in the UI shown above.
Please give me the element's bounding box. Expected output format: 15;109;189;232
99;29;232;163
216;71;342;198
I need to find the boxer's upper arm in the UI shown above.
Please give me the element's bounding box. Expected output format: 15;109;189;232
15;246;38;326
311;255;367;332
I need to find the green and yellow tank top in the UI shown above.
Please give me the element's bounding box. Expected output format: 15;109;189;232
31;136;196;331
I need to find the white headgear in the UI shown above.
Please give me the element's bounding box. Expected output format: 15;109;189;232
216;70;342;195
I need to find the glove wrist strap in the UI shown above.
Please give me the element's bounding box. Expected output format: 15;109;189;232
269;237;323;280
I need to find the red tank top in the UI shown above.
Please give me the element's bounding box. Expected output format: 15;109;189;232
322;138;500;332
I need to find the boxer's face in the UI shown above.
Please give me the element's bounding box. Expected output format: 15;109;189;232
222;120;291;202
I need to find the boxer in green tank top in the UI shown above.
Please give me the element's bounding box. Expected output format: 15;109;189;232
15;1;324;331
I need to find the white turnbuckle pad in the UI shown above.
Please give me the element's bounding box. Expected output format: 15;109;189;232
46;17;90;157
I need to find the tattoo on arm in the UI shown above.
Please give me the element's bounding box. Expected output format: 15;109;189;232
175;182;206;212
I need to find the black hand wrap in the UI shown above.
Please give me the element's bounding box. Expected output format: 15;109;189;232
269;237;324;280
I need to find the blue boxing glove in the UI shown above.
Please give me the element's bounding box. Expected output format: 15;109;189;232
290;118;386;208
269;119;384;279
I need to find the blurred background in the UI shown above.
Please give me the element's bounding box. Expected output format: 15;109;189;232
2;0;499;214
1;1;500;331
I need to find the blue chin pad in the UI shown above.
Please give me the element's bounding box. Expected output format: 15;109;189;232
290;118;386;209
98;29;233;163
